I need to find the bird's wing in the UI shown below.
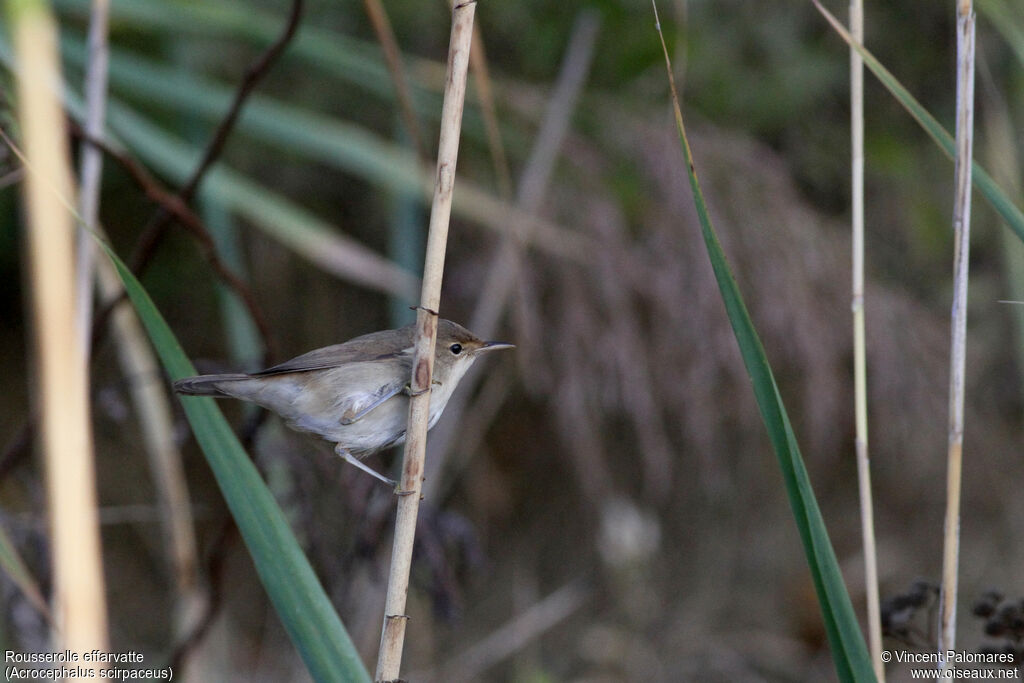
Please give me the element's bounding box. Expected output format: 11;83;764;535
339;377;407;425
254;340;413;376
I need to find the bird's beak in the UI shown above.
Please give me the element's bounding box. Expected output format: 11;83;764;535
480;341;515;352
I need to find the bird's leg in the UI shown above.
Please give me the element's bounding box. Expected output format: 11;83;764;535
334;445;396;487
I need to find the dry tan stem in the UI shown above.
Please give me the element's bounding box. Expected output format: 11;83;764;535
848;0;884;679
94;255;203;639
362;0;427;161
459;13;513;199
74;0;203;642
442;0;513;197
468;28;513;199
11;0;108;666
374;3;476;681
73;0;110;356
938;0;975;668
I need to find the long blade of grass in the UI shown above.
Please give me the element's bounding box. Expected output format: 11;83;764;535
96;238;372;683
651;4;875;680
812;0;1024;246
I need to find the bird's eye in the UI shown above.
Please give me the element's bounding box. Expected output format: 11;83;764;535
449;343;463;355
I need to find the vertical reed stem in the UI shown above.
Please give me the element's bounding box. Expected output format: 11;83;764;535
73;0;109;356
849;0;884;679
8;0;109;667
375;3;476;681
938;0;975;669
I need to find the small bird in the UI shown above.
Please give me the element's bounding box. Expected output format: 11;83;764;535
174;319;513;485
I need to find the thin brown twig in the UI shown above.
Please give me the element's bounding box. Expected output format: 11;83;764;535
0;0;299;480
0;124;278;478
127;0;304;276
71;125;278;362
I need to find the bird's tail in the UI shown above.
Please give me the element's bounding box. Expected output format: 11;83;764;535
173;374;249;396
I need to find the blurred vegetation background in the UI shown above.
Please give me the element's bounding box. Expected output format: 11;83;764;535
2;0;1024;680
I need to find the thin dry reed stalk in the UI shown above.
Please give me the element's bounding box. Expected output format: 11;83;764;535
848;0;883;679
362;0;427;162
9;0;108;666
938;0;975;670
454;3;513;200
94;257;203;640
468;32;513;199
73;0;202;641
374;3;476;680
73;0;109;357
